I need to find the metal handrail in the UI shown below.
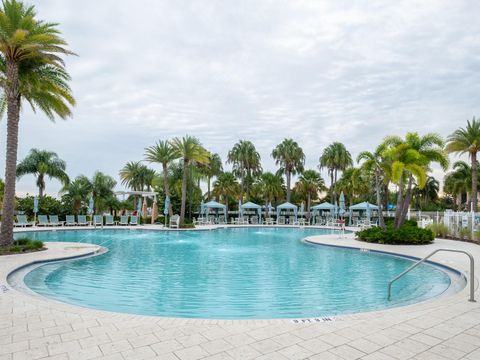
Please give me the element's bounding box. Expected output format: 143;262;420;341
387;249;476;302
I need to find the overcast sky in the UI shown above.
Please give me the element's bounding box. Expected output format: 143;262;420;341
1;0;479;197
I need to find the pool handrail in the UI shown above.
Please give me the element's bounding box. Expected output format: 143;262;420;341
387;248;475;302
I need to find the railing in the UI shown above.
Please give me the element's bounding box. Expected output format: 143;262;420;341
387;249;476;302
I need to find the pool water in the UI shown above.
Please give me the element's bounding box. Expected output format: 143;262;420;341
20;228;453;319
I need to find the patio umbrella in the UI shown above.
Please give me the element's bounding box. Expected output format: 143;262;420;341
142;198;148;220
164;196;170;226
33;196;39;224
300;202;304;218
366;202;371;223
339;192;346;218
333;200;338;218
239;200;243;218
151;201;158;224
137;197;142;217
88;196;94;215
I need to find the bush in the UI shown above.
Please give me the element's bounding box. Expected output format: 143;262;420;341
0;238;44;255
356;222;434;245
427;223;449;238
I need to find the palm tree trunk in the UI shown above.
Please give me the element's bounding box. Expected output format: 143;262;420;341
394;177;404;229
375;169;385;229
207;176;211;200
240;173;244;202
180;160;189;224
307;193;311;220
398;175;414;228
471;152;478;212
333;169;338;203
0;61;20;247
330;170;334;203
286;170;291;202
38;174;45;197
162;163;173;216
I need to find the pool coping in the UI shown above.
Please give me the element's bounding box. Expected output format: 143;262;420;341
2;226;480;359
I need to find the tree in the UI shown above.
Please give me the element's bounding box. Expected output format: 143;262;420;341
0;0;75;246
319;142;353;203
227;140;261;202
171;135;209;224
253;172;284;217
61;176;91;214
204;153;223;200
443;161;477;209
75;172;116;214
294;170;325;219
212;172;240;214
335;167;370;205
119;161;155;191
145;140;179;216
446;118;480;211
16;148;69;197
357;143;389;228
271;139;305;202
384;133;448;228
413;176;439;209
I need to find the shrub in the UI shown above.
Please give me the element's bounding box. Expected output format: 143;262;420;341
458;227;472;240
427;223;449;238
0;238;44;255
356;223;434;245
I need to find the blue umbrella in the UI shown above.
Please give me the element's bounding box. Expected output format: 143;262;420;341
300;202;304;218
164;196;170;216
366;202;371;223
339;192;346;218
87;196;94;215
137;197;143;216
33;196;39;225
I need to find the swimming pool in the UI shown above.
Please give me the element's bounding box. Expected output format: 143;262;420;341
17;228;456;319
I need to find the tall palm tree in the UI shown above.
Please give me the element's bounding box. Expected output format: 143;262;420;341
271;139;305;203
212;172;240;214
61;176;91;214
254;172;284;216
357;143;389;228
413;176;439;209
145;140;179;216
446;118;480;211
16;149;69;197
319;142;353;203
203;153;223;200
119;161;155;191
294;170;325;219
227;140;261;201
443;161;477;209
384;132;448;228
171;135;209;224
87;172;117;213
335;167;370;206
0;0;75;246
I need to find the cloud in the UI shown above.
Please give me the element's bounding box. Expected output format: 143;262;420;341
1;0;479;196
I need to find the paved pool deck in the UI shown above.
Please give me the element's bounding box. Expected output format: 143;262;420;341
0;225;479;359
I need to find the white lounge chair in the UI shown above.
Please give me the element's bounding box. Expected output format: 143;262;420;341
129;215;138;226
49;215;64;226
93;215;103;226
65;215;77;226
105;215;115;226
118;215;129;226
37;215;50;227
77;215;90;226
14;215;34;227
169;215;180;228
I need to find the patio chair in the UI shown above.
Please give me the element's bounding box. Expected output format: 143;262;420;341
118;215;129;226
105;215;115;226
129;215;138;226
263;217;275;225
65;215;77;226
49;215;64;226
277;216;286;225
169;214;180;228
37;215;50;227
93;215;103;226
77;215;90;226
14;215;34;227
250;216;258;225
217;217;226;225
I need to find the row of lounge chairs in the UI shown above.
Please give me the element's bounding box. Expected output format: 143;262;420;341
14;215;138;227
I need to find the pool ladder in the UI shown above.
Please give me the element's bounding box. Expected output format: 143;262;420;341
387;249;476;302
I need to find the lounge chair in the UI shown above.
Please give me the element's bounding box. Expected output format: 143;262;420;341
250;216;258;225
37;215;50;227
277;216;286;225
169;214;180;228
118;215;129;226
77;215;90;226
65;215;77;226
129;215;138;226
263;217;275;225
93;215;103;226
49;215;64;226
14;215;34;227
105;215;115;226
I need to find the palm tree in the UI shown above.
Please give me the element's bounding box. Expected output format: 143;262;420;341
357;144;389;228
294;170;325;219
61;176;91;214
254;172;284;217
384;132;448;228
145;140;179;216
446;118;480;211
0;0;75;246
171;135;209;224
212;172;240;214
88;172;117;213
444;161;477;209
16;149;69;197
119;161;154;191
203;153;223;200
413;176;439;209
335;167;370;206
271;139;305;203
227;140;261;201
319;142;353;203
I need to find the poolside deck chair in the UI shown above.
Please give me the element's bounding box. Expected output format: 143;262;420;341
49;215;64;226
65;215;77;226
169;214;180;228
250;216;258;225
277;216;286;225
105;215;115;226
129;215;138;226
263;217;275;225
118;215;129;226
218;217;226;225
14;215;34;227
77;215;90;226
37;215;50;227
93;215;103;226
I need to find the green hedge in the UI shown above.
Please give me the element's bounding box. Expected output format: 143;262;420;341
0;238;44;255
356;223;434;245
